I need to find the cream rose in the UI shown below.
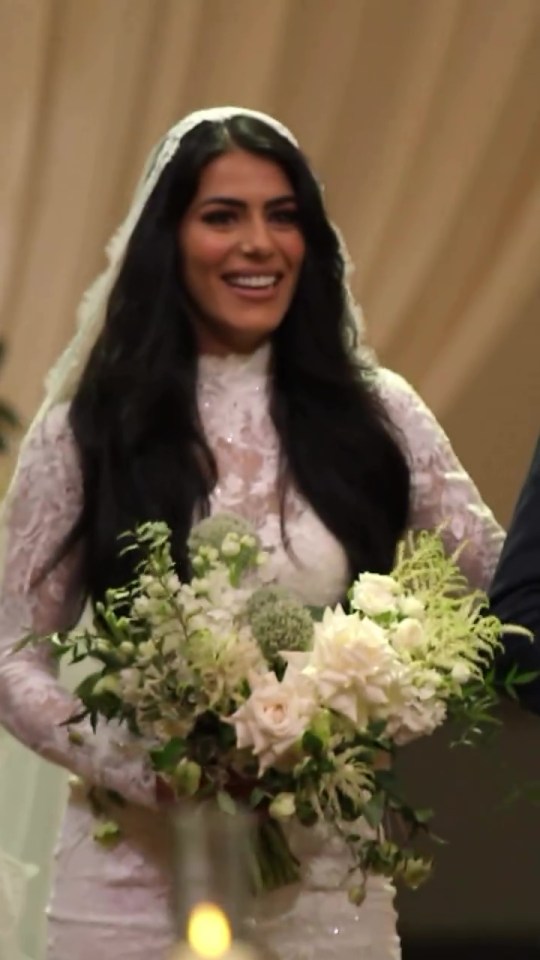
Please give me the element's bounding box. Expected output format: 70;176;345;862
305;606;400;727
351;573;401;617
229;672;316;772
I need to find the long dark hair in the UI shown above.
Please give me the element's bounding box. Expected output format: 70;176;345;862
65;115;411;603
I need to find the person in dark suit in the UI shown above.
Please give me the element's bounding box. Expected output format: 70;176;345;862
490;436;540;712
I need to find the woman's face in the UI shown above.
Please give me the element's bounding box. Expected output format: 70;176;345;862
178;149;305;354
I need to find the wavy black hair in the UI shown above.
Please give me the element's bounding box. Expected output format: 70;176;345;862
64;115;411;602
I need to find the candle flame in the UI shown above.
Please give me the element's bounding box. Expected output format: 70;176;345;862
187;901;232;959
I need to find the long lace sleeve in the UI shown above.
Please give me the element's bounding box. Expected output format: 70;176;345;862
0;405;156;808
376;369;504;589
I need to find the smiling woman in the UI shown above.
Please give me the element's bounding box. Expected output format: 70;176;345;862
178;150;305;354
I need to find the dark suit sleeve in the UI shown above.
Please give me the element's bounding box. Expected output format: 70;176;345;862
490;436;540;713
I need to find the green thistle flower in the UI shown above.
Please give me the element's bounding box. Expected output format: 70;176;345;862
246;587;314;667
246;585;293;619
188;513;264;584
188;513;259;558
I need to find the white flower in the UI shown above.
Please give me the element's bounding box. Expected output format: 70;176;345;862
166;574;182;594
391;618;427;655
304;607;400;727
142;578;167;599
269;792;296;819
386;666;446;743
351;573;401;617
398;595;426;620
192;577;210;594
229;671;316;772
138;639;158;659
389;698;447;744
133;596;152;617
118;668;141;699
161;631;185;656
451;661;471;685
192;628;265;703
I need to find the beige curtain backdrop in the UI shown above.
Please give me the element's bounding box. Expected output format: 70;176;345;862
1;1;540;958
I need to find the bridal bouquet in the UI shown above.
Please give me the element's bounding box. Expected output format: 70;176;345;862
27;513;527;904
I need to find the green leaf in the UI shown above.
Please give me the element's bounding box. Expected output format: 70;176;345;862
249;788;267;809
301;731;323;758
216;721;237;750
217;791;237;816
149;737;186;772
511;671;540;686
74;671;106;703
412;807;433;826
362;792;386;829
295;800;318;827
368;719;389;740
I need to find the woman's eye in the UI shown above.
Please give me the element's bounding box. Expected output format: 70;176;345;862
201;209;236;226
271;208;300;224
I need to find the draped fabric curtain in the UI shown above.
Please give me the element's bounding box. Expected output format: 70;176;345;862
1;2;540;957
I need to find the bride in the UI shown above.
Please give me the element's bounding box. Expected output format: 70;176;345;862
0;107;505;960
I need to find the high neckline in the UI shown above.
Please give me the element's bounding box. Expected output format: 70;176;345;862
197;342;271;381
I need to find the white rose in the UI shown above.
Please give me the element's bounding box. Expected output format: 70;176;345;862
392;618;427;655
229;672;316;772
451;662;471;685
351;573;401;617
398;596;426;619
306;607;400;727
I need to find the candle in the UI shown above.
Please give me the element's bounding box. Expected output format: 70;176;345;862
169;942;258;960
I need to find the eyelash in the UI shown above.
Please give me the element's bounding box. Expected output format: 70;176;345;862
201;209;300;226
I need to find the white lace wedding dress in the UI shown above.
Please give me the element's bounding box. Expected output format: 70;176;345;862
0;346;503;960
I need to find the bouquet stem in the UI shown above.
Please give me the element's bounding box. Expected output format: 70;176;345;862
250;817;301;894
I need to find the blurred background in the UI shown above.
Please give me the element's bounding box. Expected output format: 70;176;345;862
1;0;540;957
